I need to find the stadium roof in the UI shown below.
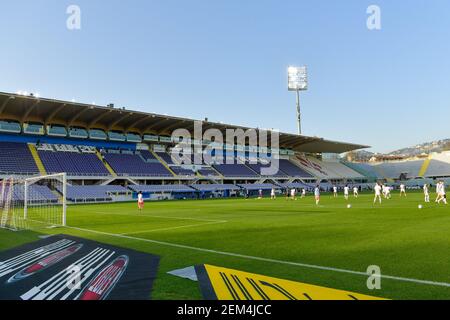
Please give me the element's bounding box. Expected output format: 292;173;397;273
0;91;369;153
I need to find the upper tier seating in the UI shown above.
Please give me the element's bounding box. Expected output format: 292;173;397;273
170;166;196;176
198;167;221;177
294;155;363;178
278;159;312;177
103;151;172;176
295;155;330;177
39;148;110;176
140;150;158;161
245;160;288;177
0;142;39;174
370;160;424;179
425;152;450;177
213;163;258;177
156;152;178;164
320;161;365;179
155;152;200;177
212;158;258;177
342;161;380;179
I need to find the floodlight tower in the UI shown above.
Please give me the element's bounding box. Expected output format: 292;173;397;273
287;66;308;135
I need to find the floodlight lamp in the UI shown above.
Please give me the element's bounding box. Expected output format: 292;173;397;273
287;66;308;91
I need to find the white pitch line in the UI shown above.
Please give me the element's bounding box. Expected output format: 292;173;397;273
121;221;228;236
91;211;227;223
65;225;450;288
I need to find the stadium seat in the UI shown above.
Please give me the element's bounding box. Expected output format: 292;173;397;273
39;149;110;176
0;142;39;174
103;151;172;176
59;185;129;202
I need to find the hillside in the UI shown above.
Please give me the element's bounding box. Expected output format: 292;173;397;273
345;139;450;161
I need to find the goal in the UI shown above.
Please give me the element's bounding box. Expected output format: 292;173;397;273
0;173;67;231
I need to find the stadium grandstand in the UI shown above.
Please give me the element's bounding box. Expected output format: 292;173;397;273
0;91;378;203
348;152;450;187
340;151;450;189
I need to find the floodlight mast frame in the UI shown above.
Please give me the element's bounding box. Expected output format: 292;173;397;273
295;89;301;135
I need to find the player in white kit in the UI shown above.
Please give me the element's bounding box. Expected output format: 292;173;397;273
301;188;306;198
271;188;276;200
290;188;297;200
343;186;349;200
333;186;338;198
384;185;391;199
374;183;382;204
137;191;144;211
436;181;447;204
435;182;441;203
399;184;407;197
423;184;430;203
314;186;320;205
353;186;359;198
441;182;447;204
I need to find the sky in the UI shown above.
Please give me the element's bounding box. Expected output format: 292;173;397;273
0;0;449;153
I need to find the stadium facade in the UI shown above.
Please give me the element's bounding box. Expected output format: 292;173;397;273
0;90;397;203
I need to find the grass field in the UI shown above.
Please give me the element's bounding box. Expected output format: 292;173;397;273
1;191;449;300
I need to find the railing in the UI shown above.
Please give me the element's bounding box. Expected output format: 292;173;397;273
115;173;174;177
68;197;113;204
46;172;111;177
0;171;39;176
1;170;309;180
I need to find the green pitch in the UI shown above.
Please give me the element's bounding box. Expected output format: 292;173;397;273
1;191;449;300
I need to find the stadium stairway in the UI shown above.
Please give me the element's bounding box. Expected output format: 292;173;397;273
28;144;47;175
418;156;432;177
95;150;117;177
288;157;317;178
197;166;224;180
214;168;225;179
150;150;176;177
196;171;204;179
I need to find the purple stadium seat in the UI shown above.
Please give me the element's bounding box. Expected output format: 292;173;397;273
57;185;129;202
278;159;313;177
0;142;39;174
212;158;259;177
39;150;110;176
103;152;172;176
198;167;221;177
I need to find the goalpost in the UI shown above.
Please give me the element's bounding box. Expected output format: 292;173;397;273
0;173;67;231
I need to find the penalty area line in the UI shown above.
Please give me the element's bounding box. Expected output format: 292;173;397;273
94;211;227;223
65;225;450;289
120;221;228;235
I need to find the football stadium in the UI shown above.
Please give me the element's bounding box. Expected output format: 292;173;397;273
1;1;450;306
0;90;449;301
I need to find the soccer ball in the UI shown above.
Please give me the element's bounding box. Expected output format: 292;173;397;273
418;204;423;209
347;204;352;209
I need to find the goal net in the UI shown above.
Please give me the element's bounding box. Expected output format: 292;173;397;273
0;173;67;231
